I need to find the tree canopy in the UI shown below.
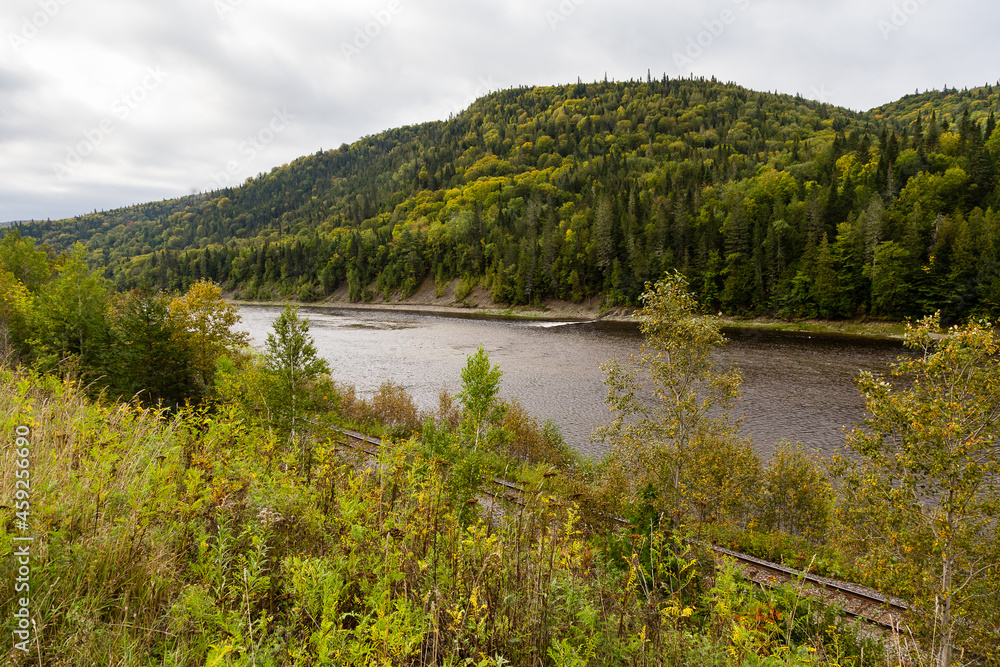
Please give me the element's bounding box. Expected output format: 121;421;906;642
10;79;1000;322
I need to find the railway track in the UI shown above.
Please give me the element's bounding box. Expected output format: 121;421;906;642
333;426;533;508
708;545;909;631
329;425;910;632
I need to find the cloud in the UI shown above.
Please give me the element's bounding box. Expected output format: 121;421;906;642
1;0;997;222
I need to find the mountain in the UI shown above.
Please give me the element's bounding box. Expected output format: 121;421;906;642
13;77;1000;321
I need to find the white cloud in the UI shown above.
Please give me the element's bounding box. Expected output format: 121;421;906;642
1;0;997;221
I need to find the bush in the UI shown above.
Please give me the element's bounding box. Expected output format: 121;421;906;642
454;275;477;302
758;440;834;539
501;401;577;468
435;387;461;429
336;381;423;439
370;381;421;437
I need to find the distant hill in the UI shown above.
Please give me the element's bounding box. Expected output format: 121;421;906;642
871;83;1000;127
12;77;1000;321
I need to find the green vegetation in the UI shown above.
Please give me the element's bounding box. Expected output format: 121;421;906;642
10;79;1000;324
0;233;247;407
596;271;752;530
3;250;999;664
835;315;1000;666
3;81;1000;662
1;313;886;666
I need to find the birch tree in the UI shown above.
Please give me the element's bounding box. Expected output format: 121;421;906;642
596;271;747;526
457;344;505;452
836;315;1000;667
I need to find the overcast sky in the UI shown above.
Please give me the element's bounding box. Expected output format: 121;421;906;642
1;0;997;223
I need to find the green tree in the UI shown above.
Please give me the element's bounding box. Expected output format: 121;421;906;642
811;233;843;319
457;344;505;452
0;269;31;360
867;240;911;317
597;271;745;526
169;279;249;393
759;441;833;539
835;315;1000;666
30;243;110;375
0;228;51;292
264;304;330;474
104;290;194;407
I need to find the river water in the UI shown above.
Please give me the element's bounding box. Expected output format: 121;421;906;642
235;305;905;460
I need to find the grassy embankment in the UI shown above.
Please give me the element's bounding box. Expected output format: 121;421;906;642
0;364;884;666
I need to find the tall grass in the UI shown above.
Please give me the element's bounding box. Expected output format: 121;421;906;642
1;367;883;665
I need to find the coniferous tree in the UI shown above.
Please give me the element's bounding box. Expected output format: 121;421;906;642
265;304;330;475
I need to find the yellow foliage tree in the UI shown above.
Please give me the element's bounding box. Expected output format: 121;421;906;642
0;268;31;359
836;315;1000;666
168;280;248;393
596;271;752;527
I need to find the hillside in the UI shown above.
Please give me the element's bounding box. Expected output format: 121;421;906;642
13;77;1000;321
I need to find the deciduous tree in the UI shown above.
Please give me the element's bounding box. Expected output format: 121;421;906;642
30;243;109;374
596;271;748;527
835;315;1000;666
457;344;505;452
168;279;248;392
0;269;31;361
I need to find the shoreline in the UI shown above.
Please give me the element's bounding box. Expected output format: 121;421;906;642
228;274;909;341
230;290;909;342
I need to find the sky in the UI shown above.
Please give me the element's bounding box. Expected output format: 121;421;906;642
1;0;997;224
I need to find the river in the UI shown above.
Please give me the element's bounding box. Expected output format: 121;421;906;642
234;305;905;460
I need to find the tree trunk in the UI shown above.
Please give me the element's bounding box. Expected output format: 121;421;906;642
938;535;954;667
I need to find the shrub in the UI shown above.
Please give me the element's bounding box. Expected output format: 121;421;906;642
501;401;577;468
370;381;421;437
454;275;477;302
758;440;834;539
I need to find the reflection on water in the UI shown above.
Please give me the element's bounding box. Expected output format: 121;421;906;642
235;306;904;460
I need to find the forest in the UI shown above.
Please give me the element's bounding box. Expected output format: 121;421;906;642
11;77;1000;322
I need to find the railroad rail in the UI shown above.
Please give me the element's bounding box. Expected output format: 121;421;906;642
329;425;910;632
332;426;532;508
708;545;909;631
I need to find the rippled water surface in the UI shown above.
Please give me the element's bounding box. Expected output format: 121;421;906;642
235;306;904;459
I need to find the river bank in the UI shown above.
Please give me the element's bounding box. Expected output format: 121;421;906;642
230;276;909;341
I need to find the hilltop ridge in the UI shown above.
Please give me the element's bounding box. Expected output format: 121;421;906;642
12;77;1000;321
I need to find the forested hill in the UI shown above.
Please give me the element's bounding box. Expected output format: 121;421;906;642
14;77;1000;321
